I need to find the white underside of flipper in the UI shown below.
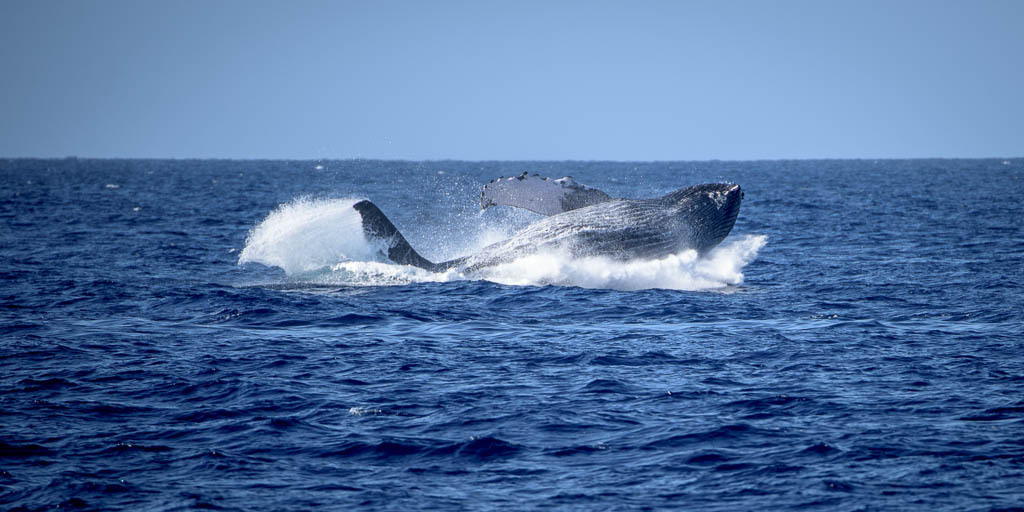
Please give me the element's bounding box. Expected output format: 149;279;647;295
481;173;612;215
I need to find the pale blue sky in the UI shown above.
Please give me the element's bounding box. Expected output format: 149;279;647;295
1;0;1021;160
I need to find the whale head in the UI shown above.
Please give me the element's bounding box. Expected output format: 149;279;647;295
664;183;743;254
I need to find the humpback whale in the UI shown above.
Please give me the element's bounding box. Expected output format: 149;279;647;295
353;173;742;273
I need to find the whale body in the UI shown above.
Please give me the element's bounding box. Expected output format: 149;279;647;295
353;175;743;273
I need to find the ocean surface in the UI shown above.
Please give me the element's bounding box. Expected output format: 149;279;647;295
1;158;1022;511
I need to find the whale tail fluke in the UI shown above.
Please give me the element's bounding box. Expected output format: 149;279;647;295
352;200;463;272
352;199;437;271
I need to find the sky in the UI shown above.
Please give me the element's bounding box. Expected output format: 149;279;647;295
1;0;1022;160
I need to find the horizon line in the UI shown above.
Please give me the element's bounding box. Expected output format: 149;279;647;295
2;155;1021;163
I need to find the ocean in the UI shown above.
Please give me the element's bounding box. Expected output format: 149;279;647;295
1;158;1022;510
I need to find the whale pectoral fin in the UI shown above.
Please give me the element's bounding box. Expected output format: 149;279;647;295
352;200;442;272
481;172;612;215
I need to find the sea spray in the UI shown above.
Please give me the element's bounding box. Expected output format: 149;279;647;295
239;197;766;290
479;235;766;291
238;197;383;275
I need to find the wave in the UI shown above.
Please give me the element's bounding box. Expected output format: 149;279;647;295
238;197;766;291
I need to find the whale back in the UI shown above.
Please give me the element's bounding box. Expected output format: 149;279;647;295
353;182;742;273
460;183;742;270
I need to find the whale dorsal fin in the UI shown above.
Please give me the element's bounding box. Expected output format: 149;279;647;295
480;172;612;215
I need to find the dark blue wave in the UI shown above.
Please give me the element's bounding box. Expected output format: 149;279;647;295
1;158;1023;510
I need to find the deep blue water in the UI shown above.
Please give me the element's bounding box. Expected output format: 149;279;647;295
2;158;1023;510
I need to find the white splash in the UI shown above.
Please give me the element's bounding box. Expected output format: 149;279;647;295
348;407;383;415
323;261;457;286
239;197;766;291
479;235;766;291
238;197;384;275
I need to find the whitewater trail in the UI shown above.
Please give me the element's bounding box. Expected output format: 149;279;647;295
238;197;765;291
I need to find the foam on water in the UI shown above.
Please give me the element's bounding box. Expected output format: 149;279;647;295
478;235;766;291
322;261;458;286
239;196;766;291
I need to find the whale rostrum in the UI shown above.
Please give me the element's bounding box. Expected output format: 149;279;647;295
353;175;743;273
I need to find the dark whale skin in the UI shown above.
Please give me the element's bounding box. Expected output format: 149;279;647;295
354;183;743;273
456;183;743;271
